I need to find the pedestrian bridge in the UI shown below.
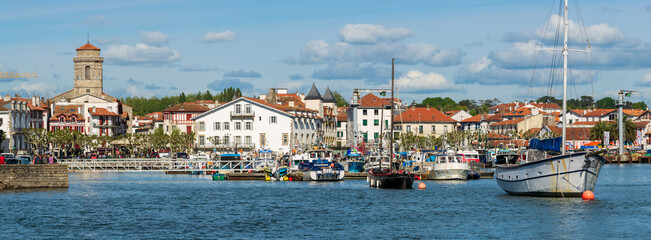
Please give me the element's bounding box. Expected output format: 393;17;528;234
59;158;275;172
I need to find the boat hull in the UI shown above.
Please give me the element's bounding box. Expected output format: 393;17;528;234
494;152;605;197
428;162;470;180
367;171;415;189
302;169;345;181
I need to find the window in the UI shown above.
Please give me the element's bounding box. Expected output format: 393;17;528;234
444;126;448;133
245;136;252;145
374;119;379;126
270;116;277;124
223;136;229;144
186;114;192;120
198;121;205;131
223;122;230;130
362;110;367;115
86;89;90;93
235;104;241;113
363;132;368;141
374;109;379;115
245;104;251;113
212;136;220;145
282;133;288;145
431;126;435;133
85;66;91;80
337;121;341;128
245;122;252;130
235;122;241;130
406;125;411;132
214;122;220;130
199;136;205;146
363;120;368;126
235;136;242;145
374;132;379;139
385;120;388;128
419;125;423;134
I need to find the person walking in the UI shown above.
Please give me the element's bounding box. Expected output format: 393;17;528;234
48;155;54;164
33;155;41;164
0;155;5;164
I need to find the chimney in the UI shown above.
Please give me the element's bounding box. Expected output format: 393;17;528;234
427;104;430;110
3;95;9;101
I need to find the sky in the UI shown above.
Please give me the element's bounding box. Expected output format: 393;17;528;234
1;0;650;106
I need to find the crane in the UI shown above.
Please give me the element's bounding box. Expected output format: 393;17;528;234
0;72;38;79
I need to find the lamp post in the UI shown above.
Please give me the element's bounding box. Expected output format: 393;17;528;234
617;90;636;155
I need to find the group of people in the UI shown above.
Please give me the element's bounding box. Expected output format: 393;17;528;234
32;155;57;164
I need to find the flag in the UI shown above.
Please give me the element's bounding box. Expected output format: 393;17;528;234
604;131;610;147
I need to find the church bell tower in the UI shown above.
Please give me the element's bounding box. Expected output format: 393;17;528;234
73;41;103;97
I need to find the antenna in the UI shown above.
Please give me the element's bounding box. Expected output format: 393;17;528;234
87;33;90;44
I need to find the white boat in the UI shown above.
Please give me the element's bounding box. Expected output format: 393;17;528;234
494;0;606;197
427;154;470;180
495;150;604;197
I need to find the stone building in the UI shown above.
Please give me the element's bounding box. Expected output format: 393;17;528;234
49;42;133;135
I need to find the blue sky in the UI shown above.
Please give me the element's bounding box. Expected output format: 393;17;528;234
1;0;650;106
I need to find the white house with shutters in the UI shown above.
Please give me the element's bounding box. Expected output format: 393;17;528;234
192;97;322;155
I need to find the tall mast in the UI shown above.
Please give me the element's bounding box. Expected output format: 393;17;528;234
561;0;568;155
390;58;395;172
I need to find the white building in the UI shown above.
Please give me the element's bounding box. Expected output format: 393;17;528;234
192;97;321;155
0;99;29;153
348;93;394;146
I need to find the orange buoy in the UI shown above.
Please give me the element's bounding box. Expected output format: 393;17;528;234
418;182;426;189
582;191;595;200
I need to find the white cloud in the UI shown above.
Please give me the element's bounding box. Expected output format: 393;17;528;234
202;31;236;42
140;31;169;46
396;70;460;93
104;43;181;66
12;82;59;96
636;73;651;86
338;24;411;43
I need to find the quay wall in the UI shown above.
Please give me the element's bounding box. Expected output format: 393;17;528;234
0;165;69;191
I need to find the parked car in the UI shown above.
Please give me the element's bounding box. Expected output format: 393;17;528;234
16;155;33;164
1;153;17;164
175;152;188;159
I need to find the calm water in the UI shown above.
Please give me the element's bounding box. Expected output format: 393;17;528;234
1;165;649;239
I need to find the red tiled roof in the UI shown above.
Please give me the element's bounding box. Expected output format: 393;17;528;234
394;107;457;123
634;121;650;128
244;97;317;113
488;102;521;111
503;108;533;117
0;105;8;111
336;113;347;122
545;125;591;140
88;107;119;116
76;43;100;50
572;121;600;126
529;103;561;109
163;102;210;113
583;109;617;117
445;110;461;115
491;118;524;126
359;93;391;108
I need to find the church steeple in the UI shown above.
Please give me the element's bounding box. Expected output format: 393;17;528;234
73;41;104;97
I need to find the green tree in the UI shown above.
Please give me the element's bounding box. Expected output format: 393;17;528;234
333;91;349;107
590;121;615;146
595;97;616;109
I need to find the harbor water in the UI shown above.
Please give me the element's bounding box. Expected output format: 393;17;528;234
1;164;649;239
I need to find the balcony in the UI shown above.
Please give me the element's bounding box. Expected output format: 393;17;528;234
202;143;255;149
230;111;255;118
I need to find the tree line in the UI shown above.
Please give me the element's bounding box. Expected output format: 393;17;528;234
121;87;243;116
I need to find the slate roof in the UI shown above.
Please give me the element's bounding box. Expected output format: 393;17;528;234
323;87;337;103
304;83;323;100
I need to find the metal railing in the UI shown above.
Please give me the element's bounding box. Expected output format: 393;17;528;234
59;157;275;173
230;111;255;117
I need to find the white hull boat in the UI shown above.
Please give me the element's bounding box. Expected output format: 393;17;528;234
427;155;470;180
495;152;605;197
303;168;345;181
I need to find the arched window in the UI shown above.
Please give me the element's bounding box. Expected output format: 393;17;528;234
85;66;91;80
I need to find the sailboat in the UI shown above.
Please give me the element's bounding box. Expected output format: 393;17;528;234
367;58;415;189
494;0;606;197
